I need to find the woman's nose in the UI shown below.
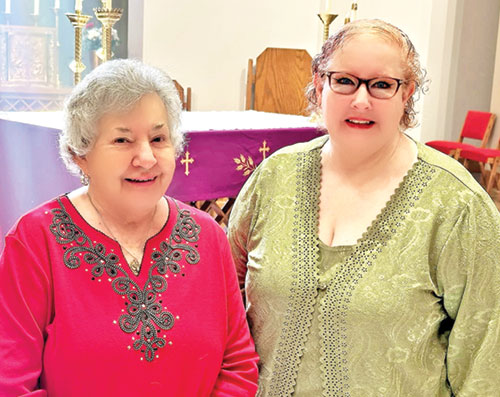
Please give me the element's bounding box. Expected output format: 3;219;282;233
351;84;372;110
132;141;157;168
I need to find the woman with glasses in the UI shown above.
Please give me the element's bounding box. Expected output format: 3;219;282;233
228;19;500;396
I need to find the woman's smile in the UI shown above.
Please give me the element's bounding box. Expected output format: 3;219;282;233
345;117;375;129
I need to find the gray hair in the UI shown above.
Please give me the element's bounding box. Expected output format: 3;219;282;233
60;59;184;175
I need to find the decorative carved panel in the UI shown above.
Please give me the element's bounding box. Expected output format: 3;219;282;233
0;24;68;111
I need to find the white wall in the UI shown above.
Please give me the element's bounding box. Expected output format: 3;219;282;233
136;0;325;111
489;9;500;147
419;0;460;144
129;0;499;143
450;0;500;142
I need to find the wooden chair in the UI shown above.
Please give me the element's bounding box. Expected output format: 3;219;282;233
426;111;496;159
187;198;235;230
246;47;312;116
458;139;500;194
173;80;192;111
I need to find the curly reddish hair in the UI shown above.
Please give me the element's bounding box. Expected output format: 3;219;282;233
305;19;427;131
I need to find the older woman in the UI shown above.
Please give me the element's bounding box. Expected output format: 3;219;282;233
0;59;258;396
228;19;500;396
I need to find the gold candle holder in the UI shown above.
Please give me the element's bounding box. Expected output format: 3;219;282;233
53;6;61;87
351;2;358;21
66;11;92;85
318;13;338;42
94;7;123;62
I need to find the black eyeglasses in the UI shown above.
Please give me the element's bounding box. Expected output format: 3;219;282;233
322;71;405;99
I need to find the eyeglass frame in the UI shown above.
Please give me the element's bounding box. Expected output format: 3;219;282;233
321;71;407;99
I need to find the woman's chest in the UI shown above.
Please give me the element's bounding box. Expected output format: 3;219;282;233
318;177;404;246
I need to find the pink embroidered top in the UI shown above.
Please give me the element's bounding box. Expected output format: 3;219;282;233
0;196;258;396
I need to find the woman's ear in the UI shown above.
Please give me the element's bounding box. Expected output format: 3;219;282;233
313;73;324;106
402;81;415;104
72;152;88;176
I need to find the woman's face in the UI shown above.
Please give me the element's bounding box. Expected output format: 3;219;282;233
76;93;176;211
316;34;414;153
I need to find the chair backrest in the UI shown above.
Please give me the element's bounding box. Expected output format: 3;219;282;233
459;110;496;147
246;48;312;116
173;80;192;111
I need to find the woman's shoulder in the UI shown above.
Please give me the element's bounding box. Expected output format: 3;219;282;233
268;134;328;159
251;135;327;178
416;141;498;214
6;196;65;239
417;142;488;194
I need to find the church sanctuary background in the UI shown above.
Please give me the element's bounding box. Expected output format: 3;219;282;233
1;0;500;247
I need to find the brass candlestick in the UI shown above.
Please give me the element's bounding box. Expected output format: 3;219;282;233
53;6;61;86
318;13;338;42
94;7;123;62
351;2;358;21
66;11;92;85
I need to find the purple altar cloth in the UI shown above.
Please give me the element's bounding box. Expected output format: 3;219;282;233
0;117;322;250
0;119;81;251
167;127;322;201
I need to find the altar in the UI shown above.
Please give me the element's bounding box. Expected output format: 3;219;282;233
0;110;322;248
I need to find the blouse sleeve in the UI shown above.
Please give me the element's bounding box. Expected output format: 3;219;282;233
0;229;52;396
211;228;259;396
437;194;500;395
227;166;262;293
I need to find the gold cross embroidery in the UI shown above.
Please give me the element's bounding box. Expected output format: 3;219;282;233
259;140;270;160
181;151;194;176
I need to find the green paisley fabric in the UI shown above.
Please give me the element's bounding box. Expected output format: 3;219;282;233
228;135;500;397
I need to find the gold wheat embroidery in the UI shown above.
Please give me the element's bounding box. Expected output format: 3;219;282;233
234;154;256;176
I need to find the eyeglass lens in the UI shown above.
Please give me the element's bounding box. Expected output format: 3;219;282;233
328;72;401;99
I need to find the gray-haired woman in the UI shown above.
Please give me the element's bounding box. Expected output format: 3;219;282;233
0;59;258;396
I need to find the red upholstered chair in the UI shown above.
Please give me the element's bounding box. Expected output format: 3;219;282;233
426;111;496;159
458;145;500;194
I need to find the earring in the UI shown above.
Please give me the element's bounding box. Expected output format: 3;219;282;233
80;171;90;186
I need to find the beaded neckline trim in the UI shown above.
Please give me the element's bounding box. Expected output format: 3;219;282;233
49;198;201;362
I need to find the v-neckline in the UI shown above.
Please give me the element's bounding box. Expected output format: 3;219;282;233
60;195;173;278
317;136;420;248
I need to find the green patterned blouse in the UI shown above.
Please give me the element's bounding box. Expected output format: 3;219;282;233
228;135;500;397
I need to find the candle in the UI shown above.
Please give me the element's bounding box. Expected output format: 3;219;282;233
75;0;83;12
325;0;333;13
107;0;112;9
5;0;11;14
54;0;60;9
351;2;358;21
33;0;39;15
344;11;351;24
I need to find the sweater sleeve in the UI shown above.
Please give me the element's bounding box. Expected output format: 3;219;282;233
227;165;262;293
211;228;259;396
0;227;53;396
436;194;500;396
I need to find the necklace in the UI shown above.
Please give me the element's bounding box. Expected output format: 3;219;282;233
87;193;157;276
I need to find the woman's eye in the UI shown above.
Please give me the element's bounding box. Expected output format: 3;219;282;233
336;77;356;85
114;137;130;144
152;135;169;144
372;80;392;89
